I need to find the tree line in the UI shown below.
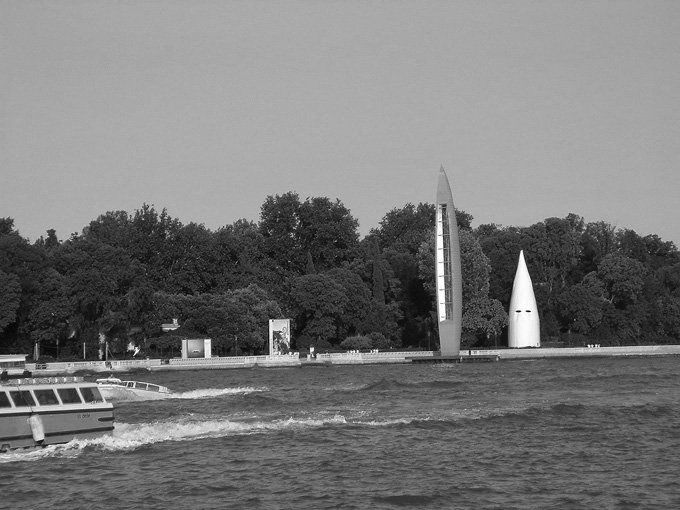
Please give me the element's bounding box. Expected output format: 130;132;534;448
1;194;679;359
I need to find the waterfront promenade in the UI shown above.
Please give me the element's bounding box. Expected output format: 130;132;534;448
23;345;680;375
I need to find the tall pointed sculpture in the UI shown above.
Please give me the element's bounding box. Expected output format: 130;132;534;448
508;250;540;348
435;166;463;356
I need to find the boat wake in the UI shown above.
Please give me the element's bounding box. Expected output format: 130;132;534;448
169;386;263;400
105;386;263;402
0;412;433;461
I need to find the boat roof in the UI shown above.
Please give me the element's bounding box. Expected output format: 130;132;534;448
0;376;95;388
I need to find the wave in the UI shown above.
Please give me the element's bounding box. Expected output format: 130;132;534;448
0;412;459;462
460;401;680;429
359;378;414;391
105;386;264;402
359;378;464;392
372;493;450;507
169;386;263;399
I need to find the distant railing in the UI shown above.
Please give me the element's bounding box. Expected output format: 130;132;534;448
27;358;161;373
167;354;301;366
316;351;435;360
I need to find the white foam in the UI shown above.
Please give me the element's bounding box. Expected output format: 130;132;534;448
169;387;263;399
0;412;422;461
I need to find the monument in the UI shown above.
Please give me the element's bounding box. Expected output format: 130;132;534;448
508;250;541;348
435;166;463;356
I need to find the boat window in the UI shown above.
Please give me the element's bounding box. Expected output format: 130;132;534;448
57;387;83;404
0;391;11;408
34;389;60;406
148;385;159;392
80;386;104;403
9;390;36;407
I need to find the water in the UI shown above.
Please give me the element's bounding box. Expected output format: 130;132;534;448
2;356;679;509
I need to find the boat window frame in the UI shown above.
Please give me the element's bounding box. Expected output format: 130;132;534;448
79;386;104;403
57;387;83;404
0;391;12;408
34;388;60;406
9;390;36;407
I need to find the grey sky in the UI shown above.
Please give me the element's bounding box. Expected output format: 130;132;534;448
2;1;679;245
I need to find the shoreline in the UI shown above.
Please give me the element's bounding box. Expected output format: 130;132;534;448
23;345;680;375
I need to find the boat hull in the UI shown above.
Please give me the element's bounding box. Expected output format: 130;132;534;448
0;405;114;451
98;386;170;401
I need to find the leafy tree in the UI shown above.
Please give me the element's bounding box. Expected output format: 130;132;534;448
370;237;385;303
367;332;393;350
162;222;216;294
652;296;680;339
617;229;650;266
340;336;372;350
0;270;21;331
374;203;435;255
643;235;680;271
523;214;583;293
213;219;276;292
558;273;605;335
418;227;504;346
462;297;507;347
25;268;71;357
475;224;523;306
82;210;132;248
54;238;153;352
374;203;439;347
580;221;618;275
298;197;359;270
305;251;316;275
596;253;647;307
260;192;359;276
289;273;349;344
0;220;48;352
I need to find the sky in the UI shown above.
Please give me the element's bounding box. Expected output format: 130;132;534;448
2;0;679;246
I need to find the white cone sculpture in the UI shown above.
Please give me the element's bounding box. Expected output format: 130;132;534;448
508;250;540;348
435;166;463;356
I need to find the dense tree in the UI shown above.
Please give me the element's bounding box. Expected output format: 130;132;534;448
25;268;71;358
259;193;359;276
212;219;276;292
53;238;154;355
162;222;216;294
419;229;506;347
288;273;349;344
2;195;680;355
475;224;523;306
0;270;21;331
0;219;48;353
580;221;618;275
596;253;647;308
558;273;605;335
462;297;507;348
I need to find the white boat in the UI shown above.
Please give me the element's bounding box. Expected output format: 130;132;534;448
1;355;114;452
95;375;171;401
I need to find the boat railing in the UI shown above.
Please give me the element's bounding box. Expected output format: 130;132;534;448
4;376;85;386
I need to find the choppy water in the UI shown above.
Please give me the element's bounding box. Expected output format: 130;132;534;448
2;356;679;509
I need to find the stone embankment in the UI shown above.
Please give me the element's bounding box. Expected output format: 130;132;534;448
24;345;680;375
